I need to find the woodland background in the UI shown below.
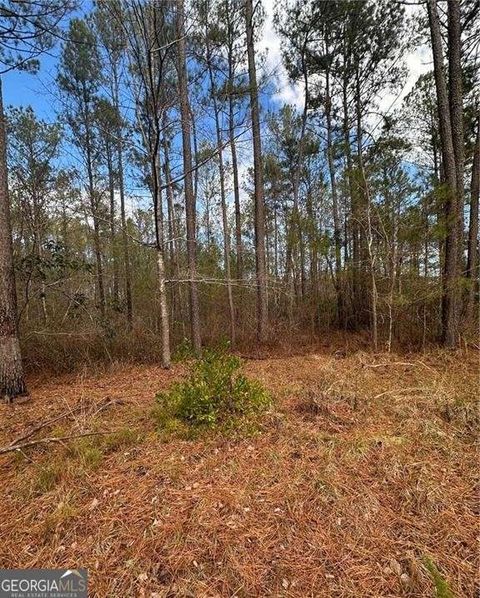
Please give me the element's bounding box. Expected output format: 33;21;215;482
0;0;478;386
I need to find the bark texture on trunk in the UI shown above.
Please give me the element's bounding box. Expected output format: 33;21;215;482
466;116;479;322
0;78;28;401
153;155;171;369
206;41;236;346
245;0;268;341
83;84;105;317
447;0;465;269
117;136;133;328
176;0;201;352
325;67;344;329
427;0;461;346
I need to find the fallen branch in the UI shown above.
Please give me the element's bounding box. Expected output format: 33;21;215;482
0;429;122;455
8;399;120;447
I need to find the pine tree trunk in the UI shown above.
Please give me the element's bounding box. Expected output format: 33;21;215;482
153;154;171;369
229;87;243;282
427;0;461;346
0;78;28;401
162;127;181;325
83;86;105;317
466;116;479;322
106;141;119;305
117;134;133;329
206;49;236;346
112;64;133;329
325;68;344;329
342;74;356;329
226;5;243;281
447;0;465;271
354;70;369;327
245;0;267;341
176;0;201;352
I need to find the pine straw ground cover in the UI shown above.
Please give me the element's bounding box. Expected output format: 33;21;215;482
0;344;478;597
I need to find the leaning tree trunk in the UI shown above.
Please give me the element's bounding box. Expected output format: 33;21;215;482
245;0;268;341
0;78;28;401
176;0;201;352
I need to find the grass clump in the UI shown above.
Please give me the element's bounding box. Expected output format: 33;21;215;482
102;428;140;452
33;463;62;494
423;557;454;598
154;348;270;433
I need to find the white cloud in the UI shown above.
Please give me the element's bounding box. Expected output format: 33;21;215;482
258;0;304;108
259;1;430;116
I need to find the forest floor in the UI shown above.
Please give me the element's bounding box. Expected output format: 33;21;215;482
0;340;478;597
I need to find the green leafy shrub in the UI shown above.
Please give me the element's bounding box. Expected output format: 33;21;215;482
172;337;195;362
154;348;270;432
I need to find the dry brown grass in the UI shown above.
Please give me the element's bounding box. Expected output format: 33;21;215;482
0;340;478;597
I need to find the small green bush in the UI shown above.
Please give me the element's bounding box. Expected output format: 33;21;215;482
154;348;270;431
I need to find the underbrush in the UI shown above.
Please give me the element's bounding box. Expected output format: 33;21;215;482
20;428;142;497
153;348;270;437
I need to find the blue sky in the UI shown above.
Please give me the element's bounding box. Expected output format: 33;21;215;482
4;55;60;119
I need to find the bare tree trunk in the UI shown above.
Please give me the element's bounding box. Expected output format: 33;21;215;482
156;246;170;366
206;43;236;346
466;116;479;322
354;69;369;327
110;53;133;329
427;0;461;346
176;0;201;352
83;84;106;317
290;43;309;304
228;82;243;281
162;126;181;325
153;153;171;369
447;0;464;270
325;67;344;328
366;198;378;352
342;74;356;328
106;140;119;305
306;186;319;331
117;133;133;328
387;199;398;352
245;0;267;341
225;3;243;281
0;78;28;401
